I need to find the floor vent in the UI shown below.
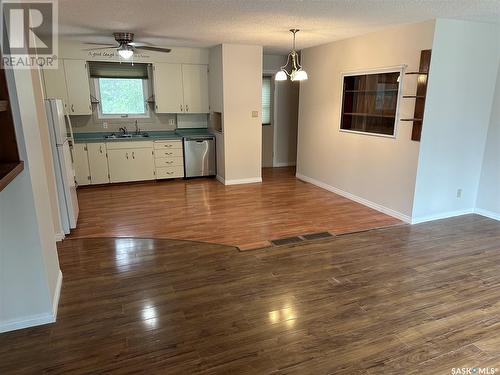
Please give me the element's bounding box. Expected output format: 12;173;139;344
301;232;333;241
271;236;304;246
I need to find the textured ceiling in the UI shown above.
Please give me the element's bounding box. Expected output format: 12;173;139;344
59;0;500;53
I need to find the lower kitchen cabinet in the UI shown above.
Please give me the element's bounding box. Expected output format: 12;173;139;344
107;147;155;183
87;143;109;184
72;143;91;186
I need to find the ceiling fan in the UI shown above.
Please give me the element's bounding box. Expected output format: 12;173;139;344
84;32;171;59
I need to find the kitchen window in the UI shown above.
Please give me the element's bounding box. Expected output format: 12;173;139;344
89;61;151;119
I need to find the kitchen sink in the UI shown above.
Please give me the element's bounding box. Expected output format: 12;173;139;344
105;133;150;139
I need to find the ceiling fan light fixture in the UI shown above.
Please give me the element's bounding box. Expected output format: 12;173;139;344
276;29;308;82
118;44;134;59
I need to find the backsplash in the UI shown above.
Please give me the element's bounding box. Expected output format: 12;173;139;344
71;111;208;133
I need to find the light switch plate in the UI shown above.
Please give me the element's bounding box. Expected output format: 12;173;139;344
168;118;175;126
252;111;259;118
103;122;108;129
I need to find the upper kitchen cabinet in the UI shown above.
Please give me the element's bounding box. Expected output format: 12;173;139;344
42;66;70;111
154;63;184;113
153;63;209;114
182;64;209;113
63;59;92;115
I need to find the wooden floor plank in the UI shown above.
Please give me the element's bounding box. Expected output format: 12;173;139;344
1;215;499;374
70;167;402;250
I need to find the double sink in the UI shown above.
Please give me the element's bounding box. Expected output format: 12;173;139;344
105;133;150;139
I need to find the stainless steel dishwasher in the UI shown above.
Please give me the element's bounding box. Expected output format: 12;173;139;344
183;136;216;178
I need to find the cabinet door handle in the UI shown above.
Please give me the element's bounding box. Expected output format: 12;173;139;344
99;146;103;153
164;144;172;148
180;104;183;112
132;152;135;159
186;104;189;112
71;104;74;113
166;161;173;164
126;152;129;159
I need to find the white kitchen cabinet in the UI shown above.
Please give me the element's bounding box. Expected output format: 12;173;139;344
153;63;184;113
107;143;155;183
87;143;109;184
153;63;209;114
182;64;209;113
42;66;69;111
154;140;184;179
64;59;92;115
73;143;91;186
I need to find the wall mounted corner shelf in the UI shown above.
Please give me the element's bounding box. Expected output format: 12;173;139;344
402;49;432;141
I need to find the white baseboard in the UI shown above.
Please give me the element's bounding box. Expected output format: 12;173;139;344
0;270;62;333
216;175;225;185
224;177;262;186
274;162;296;167
411;209;475;224
296;173;412;223
474;208;500;221
55;231;65;242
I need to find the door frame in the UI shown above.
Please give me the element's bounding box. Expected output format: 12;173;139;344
263;69;278;167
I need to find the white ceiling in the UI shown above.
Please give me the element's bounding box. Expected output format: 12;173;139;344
59;0;500;54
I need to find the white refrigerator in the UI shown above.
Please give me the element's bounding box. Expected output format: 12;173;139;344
45;99;79;235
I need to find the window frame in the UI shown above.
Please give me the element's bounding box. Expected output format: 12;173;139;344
262;75;272;126
93;77;151;120
338;66;404;139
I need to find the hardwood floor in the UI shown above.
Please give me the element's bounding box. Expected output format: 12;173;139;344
1;215;499;374
70;167;402;250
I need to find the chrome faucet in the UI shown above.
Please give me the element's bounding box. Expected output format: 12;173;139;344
134;120;140;135
119;126;128;135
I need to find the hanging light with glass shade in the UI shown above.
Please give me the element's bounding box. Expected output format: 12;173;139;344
275;29;308;82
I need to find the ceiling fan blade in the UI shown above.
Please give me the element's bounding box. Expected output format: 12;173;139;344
134;46;171;53
128;42;151;47
82;46;117;51
83;42;116;46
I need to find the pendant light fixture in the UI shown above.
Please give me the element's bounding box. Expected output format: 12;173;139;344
275;29;308;82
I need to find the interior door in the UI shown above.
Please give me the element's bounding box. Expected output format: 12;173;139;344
153;63;184;113
64;59;92;115
182;64;209;113
87;143;109;184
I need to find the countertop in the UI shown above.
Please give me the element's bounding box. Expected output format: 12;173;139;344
73;128;214;143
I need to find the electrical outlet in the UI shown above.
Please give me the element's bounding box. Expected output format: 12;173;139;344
456;188;462;199
168;118;175;126
103;122;108;129
252;110;259;118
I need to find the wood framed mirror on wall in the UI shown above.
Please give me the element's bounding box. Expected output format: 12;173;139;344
0;61;24;191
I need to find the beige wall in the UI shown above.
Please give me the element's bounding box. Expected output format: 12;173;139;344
222;44;263;183
412;20;499;222
475;61;500;219
296;20;435;220
1;65;61;332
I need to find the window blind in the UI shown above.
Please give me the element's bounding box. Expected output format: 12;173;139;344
262;76;272;125
88;61;149;79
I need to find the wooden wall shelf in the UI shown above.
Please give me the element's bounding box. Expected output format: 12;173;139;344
0;162;24;191
0;53;23;192
403;49;432;141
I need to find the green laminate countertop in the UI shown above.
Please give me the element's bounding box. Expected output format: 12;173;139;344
73;129;213;143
